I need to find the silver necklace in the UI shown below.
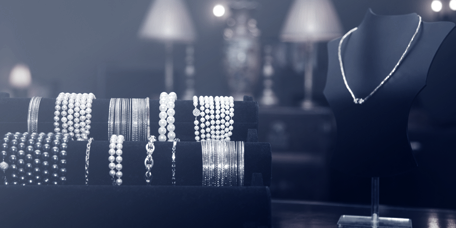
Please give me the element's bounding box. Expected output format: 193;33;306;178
338;15;422;104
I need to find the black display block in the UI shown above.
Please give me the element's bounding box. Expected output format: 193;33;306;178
0;95;272;228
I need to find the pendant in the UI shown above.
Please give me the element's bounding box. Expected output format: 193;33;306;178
354;98;365;104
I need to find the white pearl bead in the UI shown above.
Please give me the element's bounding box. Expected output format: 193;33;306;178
116;156;123;163
116;150;122;156
109;163;116;170
109;149;116;155
115;164;122;170
159;127;166;135
159;112;167;119
116;171;123;178
109;156;115;162
167;116;175;124
116;178;122;186
109;143;116;149
167;124;175;132
158;135;167;141
116;144;123;150
109;169;116;176
159;119;167;127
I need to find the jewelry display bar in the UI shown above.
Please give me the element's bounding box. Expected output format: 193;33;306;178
0;96;258;141
0;95;272;228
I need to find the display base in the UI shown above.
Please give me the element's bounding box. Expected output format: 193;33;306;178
337;215;412;228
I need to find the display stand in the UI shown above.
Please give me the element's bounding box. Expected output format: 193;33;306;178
337;177;412;228
0;95;272;228
324;9;455;228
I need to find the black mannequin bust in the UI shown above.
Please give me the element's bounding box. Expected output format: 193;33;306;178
324;9;455;177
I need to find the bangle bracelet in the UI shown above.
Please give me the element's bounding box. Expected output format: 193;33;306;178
237;141;244;186
109;134;124;186
171;138;180;185
132;99;139;141
145;135;156;185
27;97;42;133
145;97;150;140
158;92;168;142
108;98;115;139
85;137;94;185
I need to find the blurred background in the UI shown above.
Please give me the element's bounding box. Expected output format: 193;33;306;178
1;0;456;210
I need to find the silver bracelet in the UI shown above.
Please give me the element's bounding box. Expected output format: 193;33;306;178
85;137;94;185
27;96;42;133
145;135;156;185
145;97;150;140
132;99;139;141
108;98;115;139
237;141;244;186
171;138;180;185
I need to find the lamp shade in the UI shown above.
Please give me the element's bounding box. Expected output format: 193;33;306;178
280;0;342;42
138;0;196;43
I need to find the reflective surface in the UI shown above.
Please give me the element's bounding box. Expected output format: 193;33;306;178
272;200;456;228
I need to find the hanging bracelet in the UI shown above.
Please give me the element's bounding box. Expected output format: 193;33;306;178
171;138;180;185
109;134;124;186
192;96;201;141
158;92;168;141
27;97;42;133
144;135;156;185
85;137;94;185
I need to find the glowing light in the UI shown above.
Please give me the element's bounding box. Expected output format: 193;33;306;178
450;0;456;11
213;4;225;17
432;0;443;12
9;64;31;88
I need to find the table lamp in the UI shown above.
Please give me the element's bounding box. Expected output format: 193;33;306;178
280;0;342;109
139;0;196;93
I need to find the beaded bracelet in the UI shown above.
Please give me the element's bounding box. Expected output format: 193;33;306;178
192;96;201;141
158;93;168;142
167;92;177;142
109;134;124;186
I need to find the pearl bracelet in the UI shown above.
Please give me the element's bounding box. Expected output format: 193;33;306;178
109;134;124;186
158;93;168;141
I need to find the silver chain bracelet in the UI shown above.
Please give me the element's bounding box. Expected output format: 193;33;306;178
85;137;94;185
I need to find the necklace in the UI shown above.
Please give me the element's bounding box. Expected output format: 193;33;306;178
338;15;422;104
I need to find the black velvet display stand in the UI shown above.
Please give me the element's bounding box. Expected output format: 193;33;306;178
324;10;454;227
0;96;272;228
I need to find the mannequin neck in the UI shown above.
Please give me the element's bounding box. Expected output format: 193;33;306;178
357;9;419;32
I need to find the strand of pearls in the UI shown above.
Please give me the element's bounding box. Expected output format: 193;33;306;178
158;93;168;141
192;96;201;141
109;134;124;186
166;92;177;141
